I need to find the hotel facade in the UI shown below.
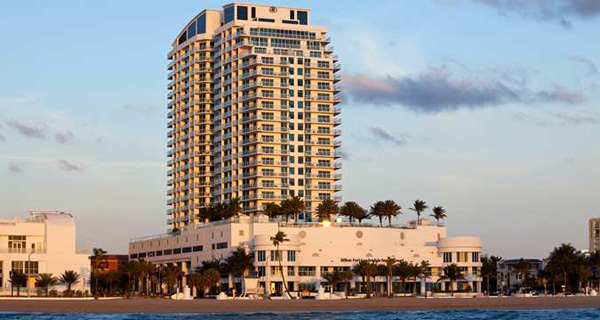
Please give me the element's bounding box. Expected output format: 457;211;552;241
130;3;483;296
0;211;90;295
167;2;340;230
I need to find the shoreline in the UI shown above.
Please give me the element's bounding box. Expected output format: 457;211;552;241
0;296;599;314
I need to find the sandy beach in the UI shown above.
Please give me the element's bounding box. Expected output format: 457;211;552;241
0;296;599;314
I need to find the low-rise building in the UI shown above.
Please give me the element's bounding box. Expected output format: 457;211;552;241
0;211;90;295
589;218;600;253
129;216;483;296
497;258;544;293
94;254;129;274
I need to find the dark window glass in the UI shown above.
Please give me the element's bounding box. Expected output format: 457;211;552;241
178;32;187;45
156;250;163;256
163;249;172;255
224;6;235;23
290;10;295;19
197;14;206;34
130;253;138;259
251;7;256;18
182;247;192;253
237;6;248;20
173;248;181;254
298;11;308;25
139;252;147;258
187;21;197;38
193;245;203;252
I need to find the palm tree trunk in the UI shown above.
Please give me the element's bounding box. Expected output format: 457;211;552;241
277;245;292;299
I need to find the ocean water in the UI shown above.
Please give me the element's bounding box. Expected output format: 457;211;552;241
2;309;600;320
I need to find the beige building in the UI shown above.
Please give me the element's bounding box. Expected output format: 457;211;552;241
589;218;600;253
130;217;483;295
167;3;341;230
0;211;90;295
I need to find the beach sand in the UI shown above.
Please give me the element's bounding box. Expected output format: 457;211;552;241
0;296;599;314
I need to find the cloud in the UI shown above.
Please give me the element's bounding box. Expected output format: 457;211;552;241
8;161;23;174
570;55;599;77
54;131;75;144
0;133;4;142
536;86;584;104
547;111;600;126
368;127;407;146
5;120;46;139
344;65;585;112
468;0;600;28
514;110;600;127
58;159;83;172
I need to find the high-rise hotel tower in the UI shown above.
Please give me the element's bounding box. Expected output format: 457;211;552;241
167;3;341;230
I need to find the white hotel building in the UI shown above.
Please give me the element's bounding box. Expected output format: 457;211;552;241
0;211;90;295
130;216;483;295
130;2;483;297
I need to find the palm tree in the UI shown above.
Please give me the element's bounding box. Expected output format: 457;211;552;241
316;198;339;222
162;265;181;296
514;258;532;291
409;199;428;225
280;196;305;223
353;260;377;298
271;231;292;298
211;202;227;221
353;208;370;226
36;273;58;297
589;251;600;291
481;255;501;295
414;260;430;296
382;257;396;297
224;247;254;294
121;260;140;295
322;270;343;298
430;206;447;226
441;264;463;296
547;243;576;295
90;247;108;296
339;201;361;224
59;270;81;296
394;260;413;294
339;270;353;299
226;197;243;218
198;206;212;223
9;271;27;297
382;200;401;226
106;270;121;296
370;201;386;226
263;202;282;219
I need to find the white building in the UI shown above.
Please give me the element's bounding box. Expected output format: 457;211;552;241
0;211;90;295
129;216;482;296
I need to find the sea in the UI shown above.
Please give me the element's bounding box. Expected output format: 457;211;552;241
1;309;600;320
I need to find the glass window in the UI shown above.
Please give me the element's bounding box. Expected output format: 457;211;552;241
237;5;248;20
187;21;197;38
298;11;308;25
224;6;235;23
257;250;266;262
299;266;316;276
197;14;206;34
472;252;480;263
287;250;296;262
287;266;295;276
443;252;452;263
271;250;281;261
257;266;266;277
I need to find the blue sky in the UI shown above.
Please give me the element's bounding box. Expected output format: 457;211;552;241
1;0;599;258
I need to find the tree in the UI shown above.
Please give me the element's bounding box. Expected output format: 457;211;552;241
316;199;339;222
9;271;27;297
198;206;212;223
353;260;377;298
547;243;576;295
121;260;140;295
225;197;243;218
441;264;463;296
353;208;370;226
59;270;81;296
106;270;121;296
339;201;362;224
322;270;343;298
370;201;386;226
271;231;292;298
36;273;58;297
514;258;532;290
481;255;501;295
224;247;254;294
381;257;397;297
162;265;182;296
90;247;108;296
430;206;447;226
263;202;282;219
192;268;221;298
339;270;353;299
394;260;414;294
280;196;304;223
382;200;401;226
409;199;428;225
589;251;600;291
